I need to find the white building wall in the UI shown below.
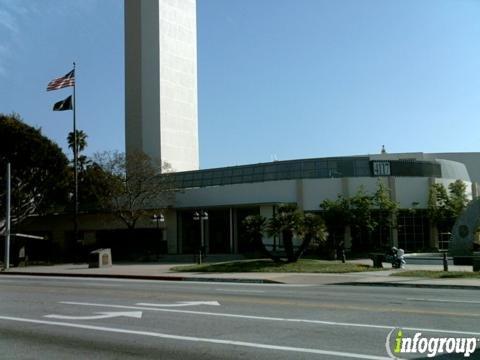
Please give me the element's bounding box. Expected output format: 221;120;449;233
428;153;480;184
347;177;379;196
159;0;199;171
125;0;199;172
175;180;298;208
301;178;343;211
175;177;472;211
175;177;451;210
394;177;430;208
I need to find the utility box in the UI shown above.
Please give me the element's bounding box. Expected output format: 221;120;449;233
88;248;112;268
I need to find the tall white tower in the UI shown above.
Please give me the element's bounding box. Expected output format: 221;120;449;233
125;0;199;171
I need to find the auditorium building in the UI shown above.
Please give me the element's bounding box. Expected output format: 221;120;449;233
14;1;480;260
19;151;480;260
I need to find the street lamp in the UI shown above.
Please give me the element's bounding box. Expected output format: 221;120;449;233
193;210;208;264
151;213;165;229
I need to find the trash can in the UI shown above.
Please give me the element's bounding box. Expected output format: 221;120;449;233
369;253;384;268
88;248;112;268
473;257;480;272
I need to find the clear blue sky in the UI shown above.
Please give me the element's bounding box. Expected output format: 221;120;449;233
1;0;480;169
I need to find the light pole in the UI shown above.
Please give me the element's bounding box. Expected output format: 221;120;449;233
151;213;165;230
151;213;165;258
4;163;11;270
193;210;208;264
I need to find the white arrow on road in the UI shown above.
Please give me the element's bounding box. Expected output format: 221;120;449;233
135;301;220;307
44;311;143;321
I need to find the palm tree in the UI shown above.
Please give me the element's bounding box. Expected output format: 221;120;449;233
267;204;303;262
243;205;327;263
242;214;273;259
67;130;88;154
295;213;327;259
67;130;89;170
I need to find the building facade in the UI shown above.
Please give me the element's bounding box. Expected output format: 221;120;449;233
167;152;474;255
18;152;479;261
14;3;480;261
125;0;199;172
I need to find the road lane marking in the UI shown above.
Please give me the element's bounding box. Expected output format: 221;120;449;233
136;301;220;307
60;301;480;336
212;296;480;317
215;289;265;293
407;298;480;305
45;311;142;320
71;283;122;288
0;315;390;359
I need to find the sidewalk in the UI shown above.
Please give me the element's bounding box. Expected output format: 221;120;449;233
2;261;480;289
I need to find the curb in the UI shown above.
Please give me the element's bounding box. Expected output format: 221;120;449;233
333;281;480;290
0;271;282;284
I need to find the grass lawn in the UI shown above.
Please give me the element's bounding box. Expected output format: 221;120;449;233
171;259;377;273
391;270;480;279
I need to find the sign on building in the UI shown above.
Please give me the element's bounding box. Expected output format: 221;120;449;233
372;161;391;176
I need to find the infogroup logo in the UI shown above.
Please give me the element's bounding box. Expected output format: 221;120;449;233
385;329;478;359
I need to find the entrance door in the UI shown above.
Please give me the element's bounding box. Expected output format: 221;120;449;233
207;209;230;254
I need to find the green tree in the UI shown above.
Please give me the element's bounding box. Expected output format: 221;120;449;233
243;204;327;263
267;204;304;262
427;183;450;224
77;162;117;212
428;180;469;226
295;212;328;259
350;186;377;242
242;214;271;258
320;195;351;227
94;150;176;230
0;113;70;233
67;130;88;153
67;130;90;171
448;180;469;217
373;180;398;248
320;183;398;252
319;195;351;257
66;130;110;211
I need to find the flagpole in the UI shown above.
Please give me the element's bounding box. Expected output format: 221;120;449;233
73;62;79;249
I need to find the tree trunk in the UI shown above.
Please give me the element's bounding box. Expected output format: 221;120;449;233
294;235;312;260
254;236;282;263
283;230;296;263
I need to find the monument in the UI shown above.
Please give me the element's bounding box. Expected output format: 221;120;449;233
450;198;480;257
124;0;199;172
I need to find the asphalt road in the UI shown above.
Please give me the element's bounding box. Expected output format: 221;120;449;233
0;275;479;359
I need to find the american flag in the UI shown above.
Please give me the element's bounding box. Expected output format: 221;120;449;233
47;69;75;91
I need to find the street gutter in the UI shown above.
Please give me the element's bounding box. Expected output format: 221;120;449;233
0;271;282;284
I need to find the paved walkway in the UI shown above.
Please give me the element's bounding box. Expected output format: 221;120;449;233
1;260;479;289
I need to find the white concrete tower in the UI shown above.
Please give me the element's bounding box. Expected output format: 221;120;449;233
125;0;199;171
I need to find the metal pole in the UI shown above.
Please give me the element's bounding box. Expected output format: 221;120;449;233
199;216;204;264
72;62;79;247
443;252;448;272
4;163;11;270
229;208;233;254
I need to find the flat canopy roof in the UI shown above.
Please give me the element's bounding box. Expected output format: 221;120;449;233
169;156;443;189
